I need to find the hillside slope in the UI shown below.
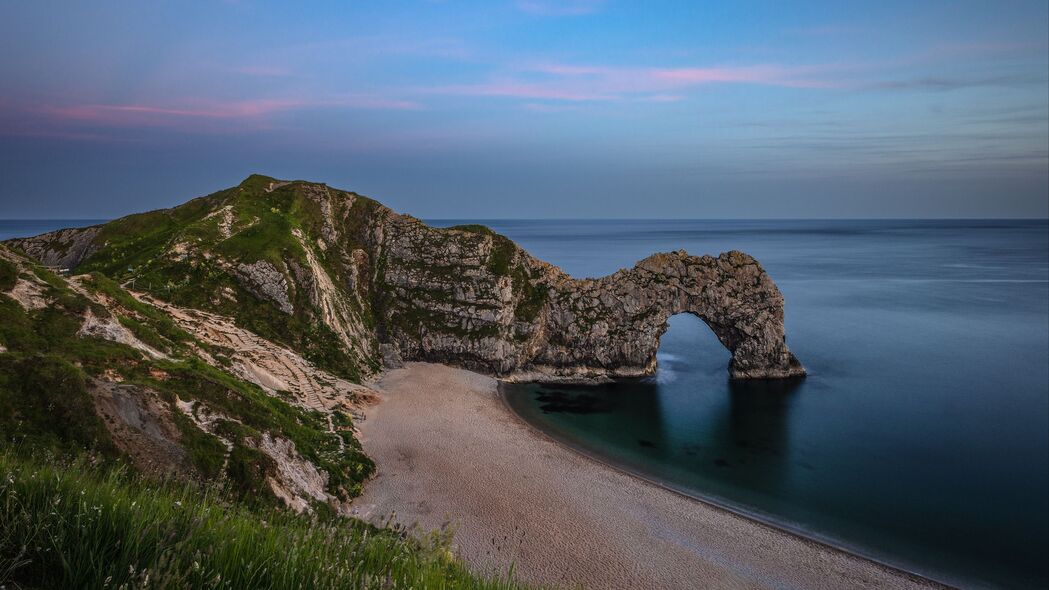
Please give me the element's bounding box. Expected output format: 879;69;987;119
0;244;373;510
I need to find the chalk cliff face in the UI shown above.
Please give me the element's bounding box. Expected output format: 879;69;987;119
6;175;804;382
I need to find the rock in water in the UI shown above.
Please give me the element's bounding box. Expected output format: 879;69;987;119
6;175;804;383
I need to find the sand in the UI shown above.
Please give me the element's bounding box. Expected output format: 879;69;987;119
354;363;942;590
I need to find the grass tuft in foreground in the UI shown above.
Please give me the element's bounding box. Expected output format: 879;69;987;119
0;452;533;590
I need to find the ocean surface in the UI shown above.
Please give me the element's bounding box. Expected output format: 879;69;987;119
430;219;1049;590
4;218;1047;588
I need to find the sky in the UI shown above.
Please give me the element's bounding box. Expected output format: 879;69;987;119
0;0;1046;219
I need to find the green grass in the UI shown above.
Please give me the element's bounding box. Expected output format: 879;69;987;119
487;236;516;277
448;224;496;237
0;452;532;590
0;355;117;456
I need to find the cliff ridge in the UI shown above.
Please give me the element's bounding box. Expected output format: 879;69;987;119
6;175;804;382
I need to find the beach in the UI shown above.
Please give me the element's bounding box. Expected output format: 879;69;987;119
354;362;942;590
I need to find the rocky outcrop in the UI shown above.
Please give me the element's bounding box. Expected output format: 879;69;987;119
5;176;804;382
78;308;170;359
90;380;193;478
7;225;101;269
140;293;377;414
540;251;803;380
375;218;804;381
233;260;294;314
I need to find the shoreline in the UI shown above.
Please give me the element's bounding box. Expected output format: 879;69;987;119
496;384;957;590
354;362;948;590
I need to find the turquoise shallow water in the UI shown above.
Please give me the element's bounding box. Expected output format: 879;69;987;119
431;219;1049;590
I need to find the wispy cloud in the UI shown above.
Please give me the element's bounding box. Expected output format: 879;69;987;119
516;0;605;16
231;65;294;77
650;65;839;88
417;62;841;103
866;73;1047;91
784;24;867;37
423;81;618;101
37;94;423;126
42;100;306;123
0;93;425;140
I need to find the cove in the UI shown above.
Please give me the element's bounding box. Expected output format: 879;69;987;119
476;219;1049;590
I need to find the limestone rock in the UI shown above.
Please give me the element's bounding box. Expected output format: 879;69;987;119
234;260;294;314
7;225;101;270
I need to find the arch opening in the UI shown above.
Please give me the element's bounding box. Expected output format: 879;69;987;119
655;312;731;382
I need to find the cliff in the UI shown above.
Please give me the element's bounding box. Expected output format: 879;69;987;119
0;244;376;511
6;175;804;382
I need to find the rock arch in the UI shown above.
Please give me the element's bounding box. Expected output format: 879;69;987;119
521;250;806;381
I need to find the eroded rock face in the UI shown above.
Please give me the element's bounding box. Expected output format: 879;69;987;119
234;260;294;314
536;250;804;380
375;217;804;381
7;225;101;269
90;380;192;478
6;177;804;382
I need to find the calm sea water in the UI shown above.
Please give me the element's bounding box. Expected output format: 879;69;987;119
430;219;1049;590
5;218;1047;587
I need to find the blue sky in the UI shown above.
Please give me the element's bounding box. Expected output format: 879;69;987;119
0;0;1046;218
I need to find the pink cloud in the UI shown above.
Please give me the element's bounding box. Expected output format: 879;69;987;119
652;66;840;88
517;0;605;16
233;65;294;77
419;62;841;104
521;102;584;112
532;64;616;76
42;100;305;124
424;82;618;102
32;95;423;128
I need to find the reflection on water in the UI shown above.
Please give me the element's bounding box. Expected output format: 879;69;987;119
492;219;1049;590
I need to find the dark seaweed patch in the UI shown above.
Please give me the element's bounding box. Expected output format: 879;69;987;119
534;389;611;415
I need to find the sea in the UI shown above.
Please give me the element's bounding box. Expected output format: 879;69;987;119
433;219;1049;590
4;218;1047;588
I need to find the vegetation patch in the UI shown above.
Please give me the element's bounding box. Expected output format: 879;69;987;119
0;355;116;456
449;224;497;236
487;236;517;276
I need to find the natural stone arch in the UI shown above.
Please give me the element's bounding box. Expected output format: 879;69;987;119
521;250;806;381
